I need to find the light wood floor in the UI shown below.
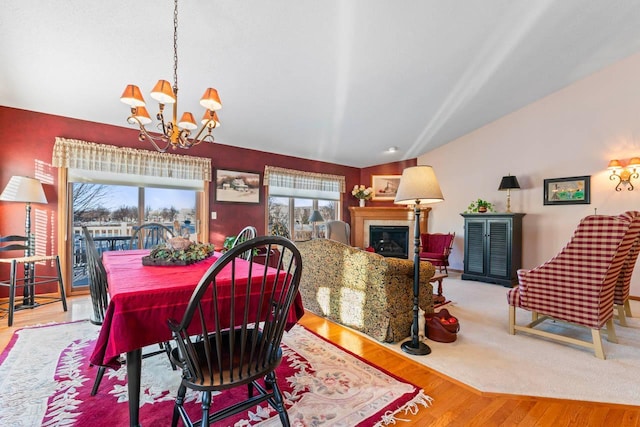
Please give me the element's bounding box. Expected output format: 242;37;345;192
2;296;640;426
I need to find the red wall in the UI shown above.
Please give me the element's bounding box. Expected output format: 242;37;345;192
0;106;415;251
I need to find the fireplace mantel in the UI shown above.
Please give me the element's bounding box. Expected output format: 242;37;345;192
348;206;430;248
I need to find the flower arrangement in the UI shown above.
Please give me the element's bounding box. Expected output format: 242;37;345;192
144;241;216;265
352;184;373;200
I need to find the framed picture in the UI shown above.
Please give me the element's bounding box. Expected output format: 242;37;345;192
543;175;590;205
214;169;261;204
371;175;401;200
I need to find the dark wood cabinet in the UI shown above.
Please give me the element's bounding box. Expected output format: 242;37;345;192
461;213;525;287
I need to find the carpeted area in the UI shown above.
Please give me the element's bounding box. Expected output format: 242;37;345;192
0;321;431;426
385;275;640;405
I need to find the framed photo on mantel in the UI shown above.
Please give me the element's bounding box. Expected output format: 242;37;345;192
543;175;590;205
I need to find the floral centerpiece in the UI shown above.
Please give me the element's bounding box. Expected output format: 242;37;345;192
142;238;216;266
352;184;373;206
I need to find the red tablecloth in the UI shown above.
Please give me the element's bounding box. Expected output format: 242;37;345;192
89;250;304;369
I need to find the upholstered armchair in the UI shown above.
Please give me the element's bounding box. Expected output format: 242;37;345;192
419;232;455;274
507;213;640;359
325;220;351;245
614;211;640;326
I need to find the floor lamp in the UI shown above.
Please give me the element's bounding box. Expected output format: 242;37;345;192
394;166;444;356
0;176;48;306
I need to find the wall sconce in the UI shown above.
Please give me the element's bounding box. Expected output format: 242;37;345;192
608;157;640;191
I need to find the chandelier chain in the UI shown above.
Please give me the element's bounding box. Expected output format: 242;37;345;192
173;0;179;90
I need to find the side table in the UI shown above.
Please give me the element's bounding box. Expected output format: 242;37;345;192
430;273;447;304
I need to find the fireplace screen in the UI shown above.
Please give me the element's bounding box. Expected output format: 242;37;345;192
369;225;409;259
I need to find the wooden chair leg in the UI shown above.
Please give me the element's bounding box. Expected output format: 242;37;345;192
624;299;633;317
508;306;516;335
606;318;618;344
591;329;605;360
616;304;628;327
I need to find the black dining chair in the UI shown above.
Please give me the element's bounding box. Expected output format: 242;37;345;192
231;226;257;260
83;226;176;396
82;227;109;326
129;223;174;249
167;235;302;427
0;235;67;326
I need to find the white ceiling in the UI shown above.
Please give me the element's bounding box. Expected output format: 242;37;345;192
3;1;640;168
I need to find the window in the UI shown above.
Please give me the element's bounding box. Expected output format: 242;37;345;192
264;166;344;240
70;182;198;289
53;138;211;295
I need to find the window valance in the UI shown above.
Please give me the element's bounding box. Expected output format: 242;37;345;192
263;166;345;193
52;137;212;181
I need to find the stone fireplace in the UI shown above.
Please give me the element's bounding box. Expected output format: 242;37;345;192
348;206;430;253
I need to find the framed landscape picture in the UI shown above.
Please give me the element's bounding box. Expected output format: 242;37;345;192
371;175;401;200
214;169;261;204
543;175;590;205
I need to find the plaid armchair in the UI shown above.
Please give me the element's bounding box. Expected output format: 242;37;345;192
614;211;640;326
507;212;640;359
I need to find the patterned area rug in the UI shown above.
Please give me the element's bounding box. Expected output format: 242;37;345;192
0;321;431;426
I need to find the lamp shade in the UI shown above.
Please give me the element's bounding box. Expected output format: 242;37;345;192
132;106;152;125
498;175;520;191
309;210;324;222
200;88;222;111
201;110;221;129
178;112;198;130
608;160;623;170
0;176;47;203
150;79;176;104
394;165;444;205
120;84;146;107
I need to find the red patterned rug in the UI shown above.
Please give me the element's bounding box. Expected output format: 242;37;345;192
0;321;431;426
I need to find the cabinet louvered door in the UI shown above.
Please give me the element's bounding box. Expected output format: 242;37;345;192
465;220;486;275
461;213;524;287
487;219;510;278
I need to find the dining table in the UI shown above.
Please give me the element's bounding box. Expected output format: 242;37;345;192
89;249;304;427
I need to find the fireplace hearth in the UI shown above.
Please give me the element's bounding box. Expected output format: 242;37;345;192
369;225;409;259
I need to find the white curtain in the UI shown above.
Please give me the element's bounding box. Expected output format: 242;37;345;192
263;166;345;193
52;137;212;182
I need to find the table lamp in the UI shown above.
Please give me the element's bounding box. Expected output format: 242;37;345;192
309;209;323;239
498;174;520;213
394;166;444;355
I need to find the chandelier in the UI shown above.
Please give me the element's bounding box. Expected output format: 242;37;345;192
120;0;222;152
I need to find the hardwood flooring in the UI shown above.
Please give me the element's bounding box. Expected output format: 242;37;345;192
1;296;639;426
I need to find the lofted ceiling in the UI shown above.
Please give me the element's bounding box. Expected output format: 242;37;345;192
3;1;640;168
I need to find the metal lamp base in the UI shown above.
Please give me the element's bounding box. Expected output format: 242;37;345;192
401;339;431;356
